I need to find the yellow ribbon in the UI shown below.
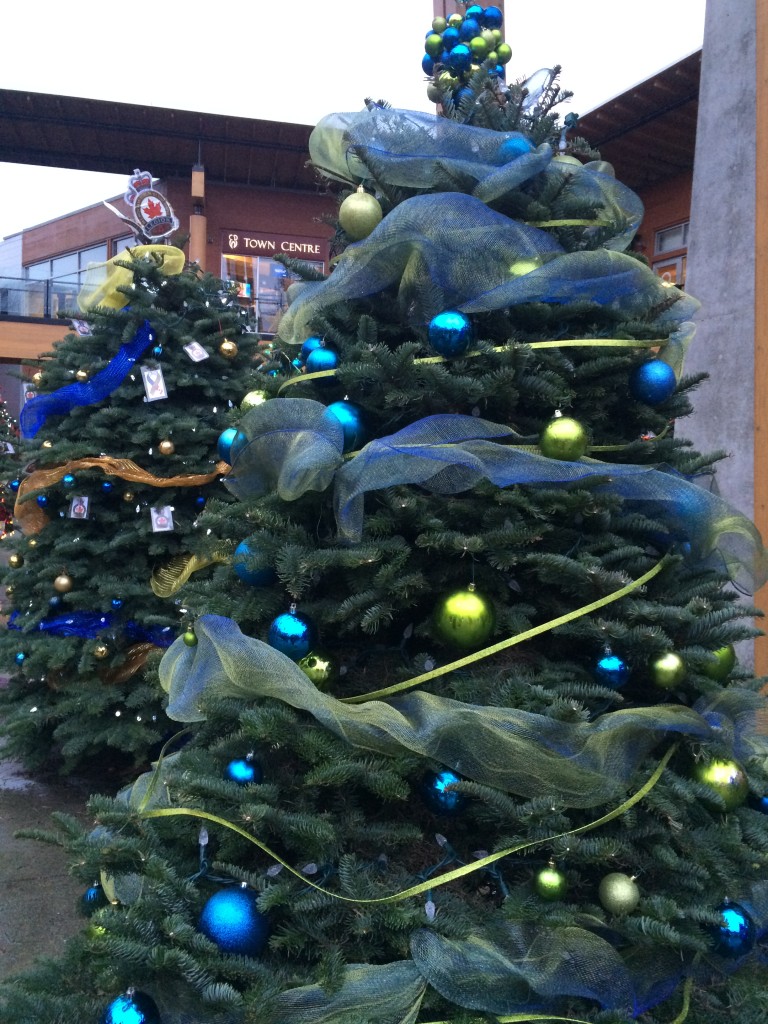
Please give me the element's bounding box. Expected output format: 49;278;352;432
342;556;669;704
150;550;230;598
78;244;186;311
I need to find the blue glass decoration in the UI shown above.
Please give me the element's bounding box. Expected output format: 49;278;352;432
98;990;162;1024
441;25;460;50
447;43;472;74
152;345;163;357
36;494;48;508
628;359;677;405
49;595;63;609
217;427;248;465
9;610;112;638
291;358;303;371
9;478;20;492
199;887;270;956
225;755;263;785
305;347;339;374
14;652;25;664
595;651;630;689
233;540;277;586
427;311;473;357
80;882;108;917
489;64;506;79
195;495;206;511
267;609;316;661
482;5;504;29
709;901;756;957
111;598;123;610
21;320;156;439
62;473;76;488
101;480;114;493
497;136;534;162
749;792;768;814
324;401;366;453
299;335;323;363
459;16;481;40
422;53;435;76
465;3;484;20
125;621;175;647
422;768;465;814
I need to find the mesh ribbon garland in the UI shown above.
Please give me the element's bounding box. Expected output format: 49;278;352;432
223;399;766;592
150;550;231;598
77;243;185;311
20;320;156;439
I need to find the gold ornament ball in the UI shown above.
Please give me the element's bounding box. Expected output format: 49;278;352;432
438;71;459;91
32;370;44;386
701;644;736;681
241;389;268;411
339;188;383;242
158;439;175;456
539;415;589;461
692;758;748;811
53;573;73;593
93;643;110;660
9;553;24;568
219;339;238;359
76;369;89;382
298;651;337;690
448;12;463;26
535;863;568;901
27;538;37;548
182;630;198;647
123;491;136;503
433;584;495;650
650;651;685;689
598;872;640;915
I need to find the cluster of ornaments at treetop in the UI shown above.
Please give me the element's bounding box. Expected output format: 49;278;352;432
422;5;510;105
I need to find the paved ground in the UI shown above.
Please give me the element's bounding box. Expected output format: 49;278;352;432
0;749;93;980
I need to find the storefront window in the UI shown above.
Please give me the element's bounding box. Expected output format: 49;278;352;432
222;253;324;336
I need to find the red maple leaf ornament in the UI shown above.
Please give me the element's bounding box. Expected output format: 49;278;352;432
143;197;163;219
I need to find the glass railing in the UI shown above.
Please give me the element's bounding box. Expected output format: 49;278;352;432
0;276;81;320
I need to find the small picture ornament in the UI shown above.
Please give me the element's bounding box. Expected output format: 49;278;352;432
150;506;175;532
183;340;209;362
69;495;90;520
141;364;168;402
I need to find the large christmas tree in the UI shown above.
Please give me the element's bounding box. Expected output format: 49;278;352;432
3;6;768;1022
0;172;261;777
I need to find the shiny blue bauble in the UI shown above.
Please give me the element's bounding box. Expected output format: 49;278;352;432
482;5;504;29
305;346;339;374
459;16;481;40
428;310;473;357
98;990;161;1024
36;494;48;507
152;345;163;358
9;478;20;492
111;598;124;610
447;43;472;74
62;473;76;488
299;335;323;362
422;768;466;815
324;401;366;453
268;610;316;661
454;87;475;108
225;756;263;785
709;901;756;957
465;4;484;21
233;540;277;586
101;480;114;493
199;887;270;956
628;359;676;405
217;427;248;464
489;63;506;79
195;495;206;510
49;595;63;608
80;882;108;917
422;53;435;75
15;652;26;664
749;792;768;814
442;25;460;50
595;652;630;689
497;136;533;161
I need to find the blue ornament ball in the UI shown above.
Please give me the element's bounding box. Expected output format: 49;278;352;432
459;16;481;40
442;25;460;50
482;5;504;29
465;4;484;21
225;756;263;785
422;53;435;75
447;43;472;74
217;427;248;464
299;335;323;362
80;882;108;917
101;480;114;493
268;610;316;660
595;651;630;689
629;359;677;405
49;595;63;608
99;990;162;1024
62;473;76;488
427;311;473;358
199;887;270;956
305;346;339;374
233;540;277;586
324;401;366;453
36;494;48;507
749;792;768;814
709;901;756;957
195;495;206;511
9;478;20;492
422;768;466;815
454;86;475;108
497;135;534;161
15;652;25;665
111;598;124;610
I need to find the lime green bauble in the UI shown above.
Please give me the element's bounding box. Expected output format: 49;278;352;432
469;36;488;60
432;16;447;33
439;71;459;91
692;758;748;810
535;863;567;901
539;414;589;461
183;630;198;647
298;651;337;690
481;28;495;46
509;257;542;277
598;873;640;915
433;585;495;650
339;188;383;241
241;389;269;411
425;32;443;59
491;28;503;45
496;42;512;64
486;50;498;64
650;651;685;689
700;644;736;681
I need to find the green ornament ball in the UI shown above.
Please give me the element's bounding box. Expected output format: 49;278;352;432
183;630;198;647
339;188;383;241
469;35;488;60
432;16;447;32
692;758;748;810
433;585;495;650
701;644;736;681
598;872;640;915
650;651;685;689
425;32;444;59
539;414;589;461
535;863;568;901
298;651;337;690
426;83;442;103
241;389;268;411
496;42;512;64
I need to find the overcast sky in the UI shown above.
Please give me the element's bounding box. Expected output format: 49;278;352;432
0;0;707;242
